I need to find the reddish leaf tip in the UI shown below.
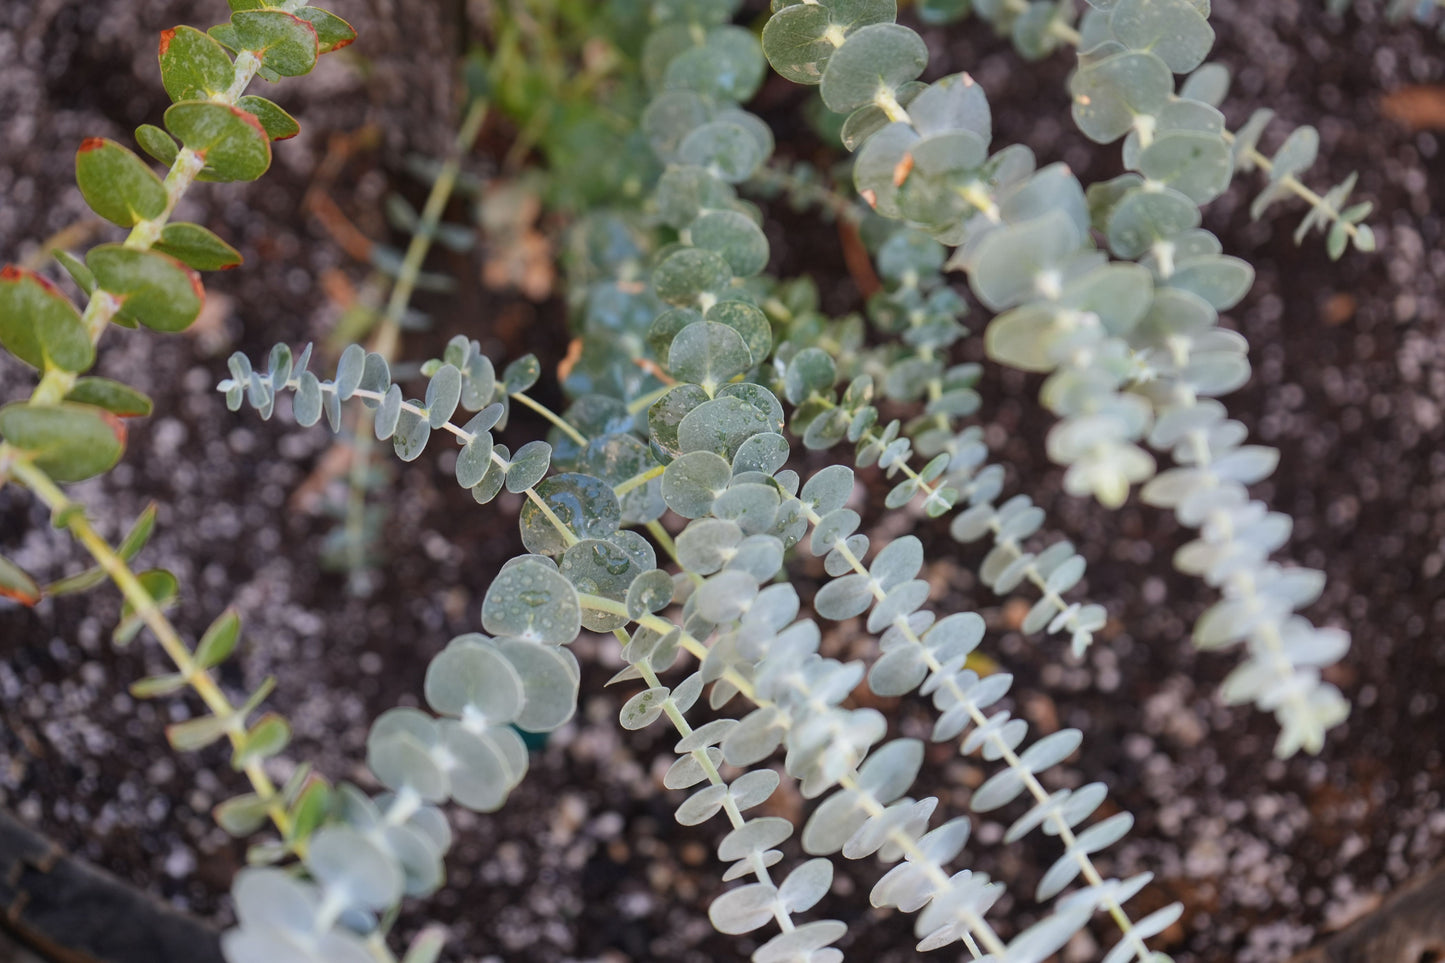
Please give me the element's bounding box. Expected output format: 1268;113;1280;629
78;137;107;154
0;265;22;282
330;36;355;51
228;106;270;142
159;28;176;57
0;585;42;607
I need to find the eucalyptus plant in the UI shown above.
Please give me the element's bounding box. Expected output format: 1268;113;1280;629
0;1;1384;961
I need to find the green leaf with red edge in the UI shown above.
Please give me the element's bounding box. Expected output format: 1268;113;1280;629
0;402;125;483
164;100;271;183
221;6;353;55
46;502;157;597
0;265;94;372
220;10;319;78
115;568;180;646
159;25;234;102
86;244;204;333
295;8;356;53
154;222;243;271
0;555;42;607
64;378;155;417
236;95;299;141
75;138;168;228
232;712;291;770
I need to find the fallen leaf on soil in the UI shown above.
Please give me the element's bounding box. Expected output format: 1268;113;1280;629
1380;85;1445;131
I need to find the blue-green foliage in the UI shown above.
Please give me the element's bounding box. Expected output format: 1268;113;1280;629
209;0;1369;960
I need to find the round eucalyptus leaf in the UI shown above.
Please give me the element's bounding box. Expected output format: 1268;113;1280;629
392;404;431;462
694;569;760;624
778;858;833;914
709;883;779;935
820;24;928;114
292;371;322;427
784;347;838;405
643;89;716;163
762;4;837;85
656;166;736;229
662;450;732;518
366;709;447;801
583;433;667;525
562;538;643;631
230;866;318;931
655;248;732;309
1138;130;1232;203
690;209;769;277
909;70;992;140
438;723;515;812
678;121;766;183
502;354;541;393
471;443;509;504
462;353;497;409
665;25;766;102
676;518;744;575
1168;255;1254;310
718;816;794;863
481;559;581;645
1110;0;1214;74
968;210;1083;311
519;472;622;557
676;784;728;826
424;640;524;723
424;363;462;428
732;431;790;475
620;686;669;731
626;568;677;619
649;383;710;461
455;432;495;490
870;536;924;589
1069;51;1173;143
496;637;580;732
334;343;365;400
706;301;771;369
1106;185;1202;258
813;572;874;621
869;645;929;697
305;826;404;910
800;464;855;515
669;321;753;392
678;394;775;459
505;439;552;493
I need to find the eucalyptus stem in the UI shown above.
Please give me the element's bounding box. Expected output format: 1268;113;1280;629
7;455;298;851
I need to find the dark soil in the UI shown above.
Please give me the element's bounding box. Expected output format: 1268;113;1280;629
1;1;1443;962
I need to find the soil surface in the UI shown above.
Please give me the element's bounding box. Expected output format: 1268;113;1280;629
2;2;1443;962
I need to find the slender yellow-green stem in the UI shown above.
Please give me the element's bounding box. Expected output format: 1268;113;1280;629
512;390;588;447
8;456;298;851
370;97;489;360
338;97;490;582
